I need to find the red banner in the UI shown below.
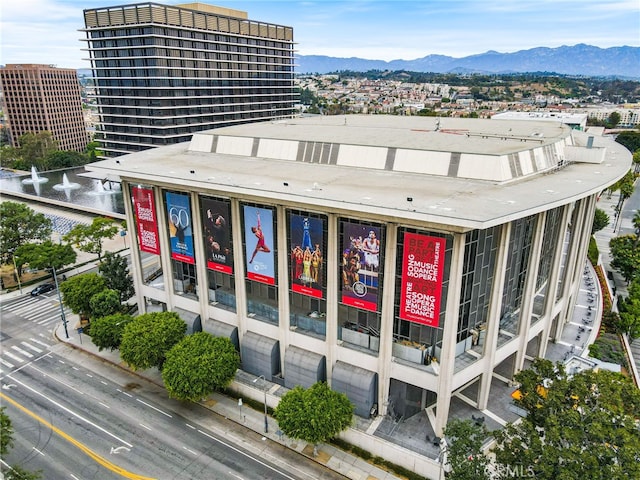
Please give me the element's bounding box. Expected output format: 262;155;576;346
132;186;160;255
399;233;446;327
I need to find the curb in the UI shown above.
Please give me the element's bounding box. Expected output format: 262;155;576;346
52;325;357;480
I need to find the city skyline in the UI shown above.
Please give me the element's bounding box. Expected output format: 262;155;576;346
1;0;639;69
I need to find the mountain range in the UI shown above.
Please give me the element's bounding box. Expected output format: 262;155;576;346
296;44;640;78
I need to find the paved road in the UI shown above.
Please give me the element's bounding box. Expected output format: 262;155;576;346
1;294;329;480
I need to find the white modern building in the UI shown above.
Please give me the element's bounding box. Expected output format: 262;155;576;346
492;111;588;130
86;115;630;463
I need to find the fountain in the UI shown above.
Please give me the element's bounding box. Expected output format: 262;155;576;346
21;166;49;185
53;173;81;191
87;179;117;196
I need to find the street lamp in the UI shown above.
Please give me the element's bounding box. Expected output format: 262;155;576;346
253;375;268;433
51;266;69;339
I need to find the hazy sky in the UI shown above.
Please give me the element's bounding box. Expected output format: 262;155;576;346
1;0;639;68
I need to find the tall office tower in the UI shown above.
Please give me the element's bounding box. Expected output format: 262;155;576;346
81;2;297;158
0;64;88;152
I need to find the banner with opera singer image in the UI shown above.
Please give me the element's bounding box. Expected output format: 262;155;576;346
165;191;195;264
400;233;446;327
289;214;325;298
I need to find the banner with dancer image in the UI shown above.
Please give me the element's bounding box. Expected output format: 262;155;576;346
289;214;325;298
243;206;275;285
131;186;160;255
165;191;194;264
340;221;381;312
399;232;446;327
201;197;233;274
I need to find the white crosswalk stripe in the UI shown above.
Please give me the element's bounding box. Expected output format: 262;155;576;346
37;314;63;326
11;345;33;358
0;358;15;369
21;342;43;354
29;338;50;348
4;351;24;364
11;302;53;316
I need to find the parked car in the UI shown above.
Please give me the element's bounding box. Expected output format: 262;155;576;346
30;283;55;296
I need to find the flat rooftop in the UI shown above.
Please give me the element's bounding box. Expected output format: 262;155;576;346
86;115;631;231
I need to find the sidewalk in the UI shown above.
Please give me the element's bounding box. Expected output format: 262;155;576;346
53;321;400;480
592;186;640;386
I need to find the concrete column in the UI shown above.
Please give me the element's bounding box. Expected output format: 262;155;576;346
121;180;145;313
514;211;547;374
377;223;398;416
477;222;511;410
276;205;290;373
538;204;571;358
325;214;339;384
154;187;174;311
434;232;465;436
190;192;209;315
230;198;247;341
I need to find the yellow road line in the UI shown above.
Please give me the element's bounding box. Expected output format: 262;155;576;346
0;391;156;480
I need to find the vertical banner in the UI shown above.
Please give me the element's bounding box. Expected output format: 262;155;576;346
201;197;233;274
243;206;275;285
400;233;446;327
165;192;195;264
131;186;160;255
289;214;324;298
341;221;381;312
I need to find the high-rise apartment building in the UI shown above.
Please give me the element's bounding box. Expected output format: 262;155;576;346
0;64;88;152
81;2;297;158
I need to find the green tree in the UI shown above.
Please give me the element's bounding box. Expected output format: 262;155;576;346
274;382;353;456
45;150;87;169
64;217;118;259
615;130;640;153
89;313;133;351
4;465;43;480
592;208;610;234
607;111;621;129
85;141;100;162
617;306;640;340
443;419;490;480
1;407;12;455
0;145;24;169
0;408;42;480
14;241;76;275
98;251;135;303
0;201;52;263
632;150;640;173
59;273;107;320
89;289;121;319
609;234;640;283
120;312;186;370
633;209;640;237
617;277;640;339
492;359;640;480
162;332;239;402
18;131;58;170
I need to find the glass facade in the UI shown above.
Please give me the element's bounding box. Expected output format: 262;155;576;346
498;215;537;346
533;207;565;320
392;227;453;366
82;4;297;157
